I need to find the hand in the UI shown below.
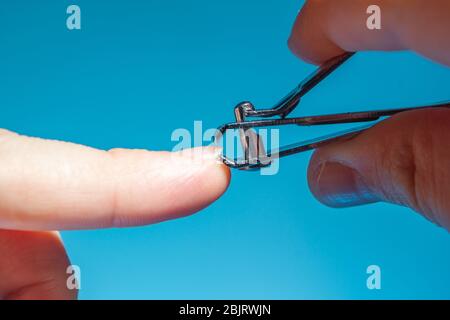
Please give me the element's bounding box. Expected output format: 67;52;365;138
288;0;450;230
0;129;230;299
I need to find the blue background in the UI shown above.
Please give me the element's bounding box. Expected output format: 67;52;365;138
1;0;450;299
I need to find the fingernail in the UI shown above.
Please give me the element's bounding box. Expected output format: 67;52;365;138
312;162;379;208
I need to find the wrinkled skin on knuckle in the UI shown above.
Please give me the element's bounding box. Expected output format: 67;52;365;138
375;134;418;209
376;109;450;228
416;110;450;229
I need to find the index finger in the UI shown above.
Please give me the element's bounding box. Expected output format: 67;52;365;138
288;0;450;66
0;129;230;230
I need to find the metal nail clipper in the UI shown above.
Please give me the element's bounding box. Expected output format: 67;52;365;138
214;52;450;170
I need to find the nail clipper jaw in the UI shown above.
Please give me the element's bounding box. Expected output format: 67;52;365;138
234;102;272;170
219;154;271;171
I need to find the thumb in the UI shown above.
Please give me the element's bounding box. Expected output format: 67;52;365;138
308;108;450;231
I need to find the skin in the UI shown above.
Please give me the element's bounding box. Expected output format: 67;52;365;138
288;0;450;229
1;0;449;300
0;129;230;299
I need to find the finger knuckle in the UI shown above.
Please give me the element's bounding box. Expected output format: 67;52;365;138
379;109;450;225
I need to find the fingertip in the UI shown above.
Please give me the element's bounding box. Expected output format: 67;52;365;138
288;0;346;65
158;147;231;222
175;146;231;208
110;147;231;227
287;8;319;65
